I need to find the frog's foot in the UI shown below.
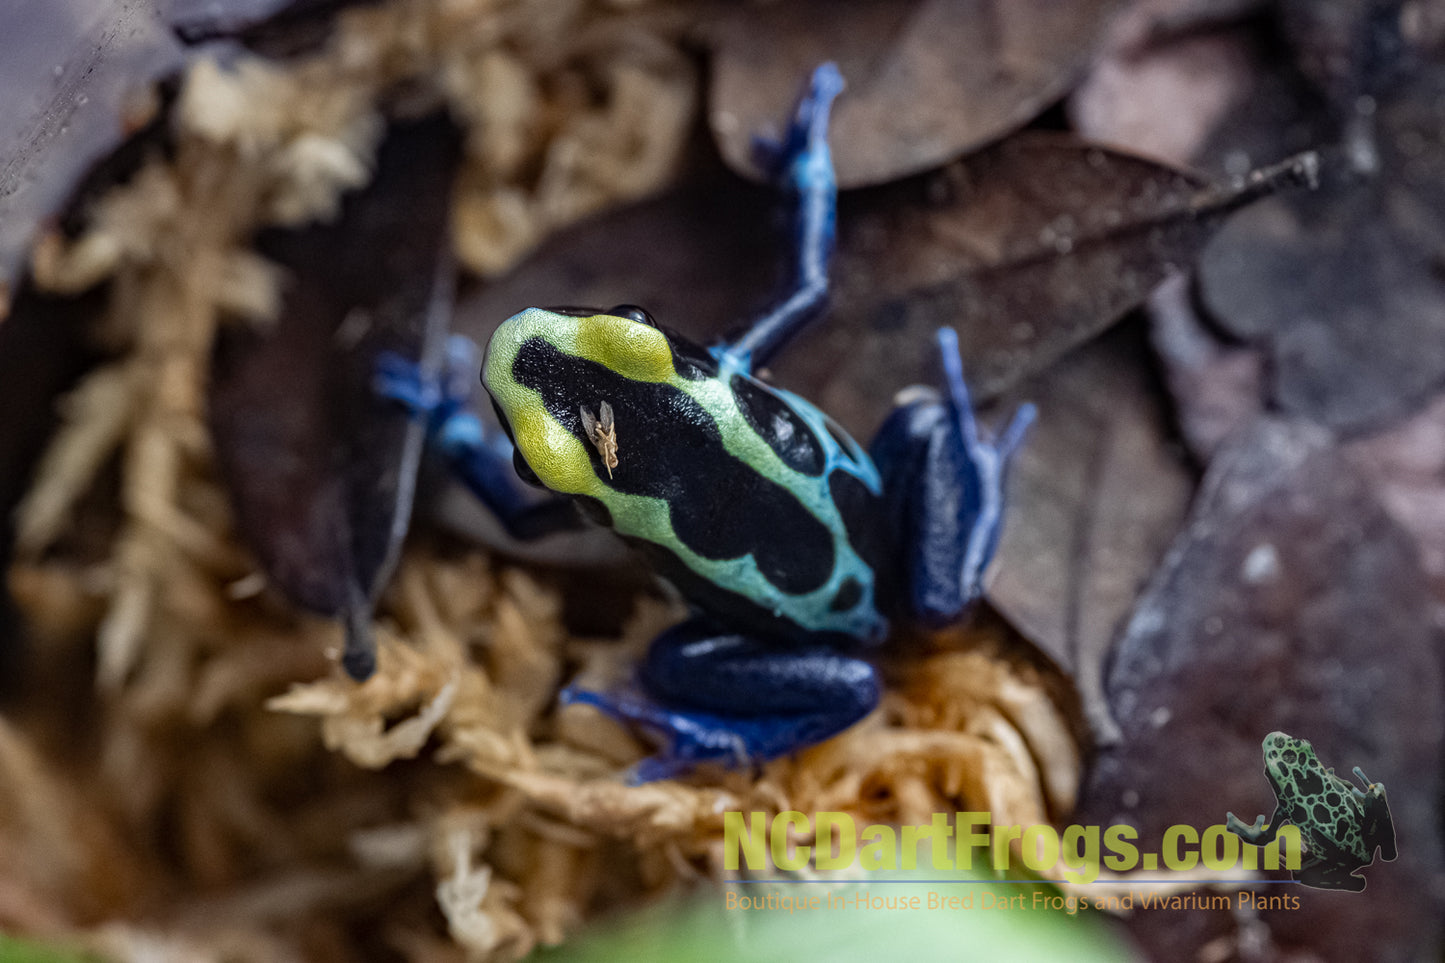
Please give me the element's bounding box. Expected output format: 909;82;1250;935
1295;855;1368;892
719;62;845;372
870;327;1036;625
374;335;483;437
1225;811;1273;844
375;348;445;419
751;61;845;183
563;619;880;782
374;335;580;539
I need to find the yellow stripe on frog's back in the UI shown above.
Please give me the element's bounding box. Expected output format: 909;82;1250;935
572;313;676;384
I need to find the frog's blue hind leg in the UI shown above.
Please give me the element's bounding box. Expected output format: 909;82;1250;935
713;62;844;374
561;619;880;783
870;328;1036;624
375;335;580;539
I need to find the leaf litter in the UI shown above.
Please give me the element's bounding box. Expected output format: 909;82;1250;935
0;1;1086;960
4;0;1435;961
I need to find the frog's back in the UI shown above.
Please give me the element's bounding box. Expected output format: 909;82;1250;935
1262;732;1372;863
484;307;889;644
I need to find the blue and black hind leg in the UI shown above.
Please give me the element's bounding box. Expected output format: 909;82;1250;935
870;327;1035;624
713;62;844;375
561;619;881;784
374;335;580;540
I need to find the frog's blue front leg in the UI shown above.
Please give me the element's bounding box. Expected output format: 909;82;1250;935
375;336;580;539
871;328;1036;624
562;619;880;783
713;62;844;373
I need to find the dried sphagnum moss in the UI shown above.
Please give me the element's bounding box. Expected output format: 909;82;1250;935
4;1;1081;959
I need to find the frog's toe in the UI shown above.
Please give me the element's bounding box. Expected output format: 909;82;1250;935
373;351;441;416
626;755;699;785
751;62;844;179
560;683;752;781
375;335;485;421
1225;811;1260;833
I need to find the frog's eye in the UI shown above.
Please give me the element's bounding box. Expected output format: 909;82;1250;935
608;304;657;327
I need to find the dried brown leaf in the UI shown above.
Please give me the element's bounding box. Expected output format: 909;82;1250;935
706;0;1125;188
985;325;1194;742
779;137;1315;436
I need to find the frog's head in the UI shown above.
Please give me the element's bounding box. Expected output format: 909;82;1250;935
1260;731;1319;796
481;305;706;497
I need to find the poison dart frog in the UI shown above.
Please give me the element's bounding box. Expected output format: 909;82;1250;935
1226;732;1396;891
375;63;1035;781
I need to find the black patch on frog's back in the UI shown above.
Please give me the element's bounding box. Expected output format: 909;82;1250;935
659;325;719;381
830;577;863;612
573;494;612;527
512;337;834;595
828;468;887;603
730;374;825;476
1296;767;1324;796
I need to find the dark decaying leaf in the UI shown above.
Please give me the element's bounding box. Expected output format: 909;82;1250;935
1186;9;1336;177
1072;0;1348;180
1073;0;1406;174
1201;184;1436;427
704;0;1125;189
463;137;1316;442
209;115;461;678
776;136;1317;437
1147;271;1265;461
1276;0;1412;117
1096;0;1269;41
0;0;183;289
984;322;1194;738
1199;63;1445;432
1077;419;1442;962
454;169;778;364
